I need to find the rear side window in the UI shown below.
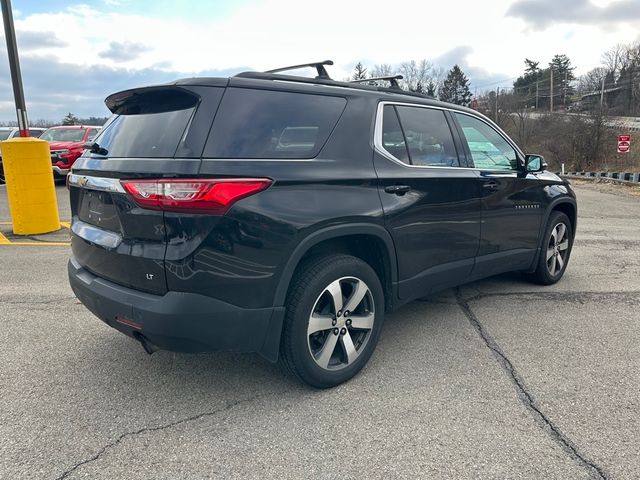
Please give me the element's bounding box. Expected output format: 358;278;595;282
381;105;410;164
204;88;346;159
394;106;459;167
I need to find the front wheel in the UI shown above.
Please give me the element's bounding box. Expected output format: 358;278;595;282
279;255;385;388
525;211;573;285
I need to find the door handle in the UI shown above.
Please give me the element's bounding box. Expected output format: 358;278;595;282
384;185;412;195
482;180;499;191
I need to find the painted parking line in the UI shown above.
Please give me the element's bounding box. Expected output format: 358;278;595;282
0;221;71;246
1;241;70;246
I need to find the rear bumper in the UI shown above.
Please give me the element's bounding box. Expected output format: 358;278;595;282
68;256;285;361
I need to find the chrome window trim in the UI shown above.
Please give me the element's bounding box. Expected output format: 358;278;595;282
67;173;126;193
373;101;525;172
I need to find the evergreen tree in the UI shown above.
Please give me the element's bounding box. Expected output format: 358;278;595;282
62;112;79;125
425;80;437;97
439;65;472;106
524;58;540;75
352;62;368;81
549;54;576;107
514;58;543;108
548;54;575;81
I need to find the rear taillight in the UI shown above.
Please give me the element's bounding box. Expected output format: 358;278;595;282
120;178;272;215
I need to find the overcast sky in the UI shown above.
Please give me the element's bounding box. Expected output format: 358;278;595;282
1;0;639;121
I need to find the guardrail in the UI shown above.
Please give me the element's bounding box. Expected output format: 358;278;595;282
560;171;640;185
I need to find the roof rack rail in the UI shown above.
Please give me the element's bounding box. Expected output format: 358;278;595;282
265;60;334;79
351;75;403;89
233;70;437;101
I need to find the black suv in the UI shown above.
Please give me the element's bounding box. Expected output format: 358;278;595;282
68;61;576;388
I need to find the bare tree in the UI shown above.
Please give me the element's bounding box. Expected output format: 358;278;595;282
502;92;537;149
577;67;609;95
602;44;627;79
399;59;434;92
370;64;394;78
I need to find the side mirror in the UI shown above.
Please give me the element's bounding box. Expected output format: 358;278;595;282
525;154;547;173
82;142;95;150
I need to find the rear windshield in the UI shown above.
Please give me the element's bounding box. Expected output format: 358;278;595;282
40;128;86;142
204;88;346;159
0;131;12;141
94;87;200;158
92;109;195;158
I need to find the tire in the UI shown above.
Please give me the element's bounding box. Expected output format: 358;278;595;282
279;254;385;388
525;211;573;285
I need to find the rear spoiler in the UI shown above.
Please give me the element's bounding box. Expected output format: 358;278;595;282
105;85;200;115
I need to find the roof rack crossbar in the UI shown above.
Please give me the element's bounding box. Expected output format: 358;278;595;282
351;75;404;89
265;60;334;79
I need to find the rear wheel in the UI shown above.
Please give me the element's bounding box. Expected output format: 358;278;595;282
279;255;384;388
525;211;573;285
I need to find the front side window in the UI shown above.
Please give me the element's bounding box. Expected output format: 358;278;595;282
204;88;347;159
393;106;459;167
455;113;518;171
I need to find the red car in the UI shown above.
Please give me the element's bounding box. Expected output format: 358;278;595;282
40;125;101;176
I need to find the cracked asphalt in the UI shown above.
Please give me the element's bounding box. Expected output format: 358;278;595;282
0;182;639;479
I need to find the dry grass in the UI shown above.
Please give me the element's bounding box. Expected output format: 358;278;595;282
569;178;640;198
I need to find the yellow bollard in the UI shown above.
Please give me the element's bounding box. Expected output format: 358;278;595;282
1;137;60;235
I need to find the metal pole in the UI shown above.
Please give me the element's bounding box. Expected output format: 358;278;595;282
1;0;29;137
600;75;606;110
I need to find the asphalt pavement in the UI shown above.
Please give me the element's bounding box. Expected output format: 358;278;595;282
0;182;638;479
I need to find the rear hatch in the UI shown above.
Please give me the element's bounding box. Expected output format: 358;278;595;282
69;82;226;294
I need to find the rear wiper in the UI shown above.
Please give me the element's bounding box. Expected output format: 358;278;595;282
82;142;108;156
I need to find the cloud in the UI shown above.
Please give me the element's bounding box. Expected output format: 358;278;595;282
507;0;640;29
98;41;151;62
3;0;638;119
0;54;245;120
433;46;474;71
432;46;515;92
0;31;67;51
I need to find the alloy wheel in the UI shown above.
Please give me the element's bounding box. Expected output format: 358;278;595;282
307;276;375;371
546;222;570;276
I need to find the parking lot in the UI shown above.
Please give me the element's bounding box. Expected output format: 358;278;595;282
0;181;638;479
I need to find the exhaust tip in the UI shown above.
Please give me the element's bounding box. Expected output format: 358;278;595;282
133;332;159;355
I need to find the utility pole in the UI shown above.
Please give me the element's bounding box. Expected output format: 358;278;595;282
600;75;606;110
536;80;539;109
550;69;554;113
1;0;29;136
563;69;568;107
495;87;499;120
0;0;60;235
